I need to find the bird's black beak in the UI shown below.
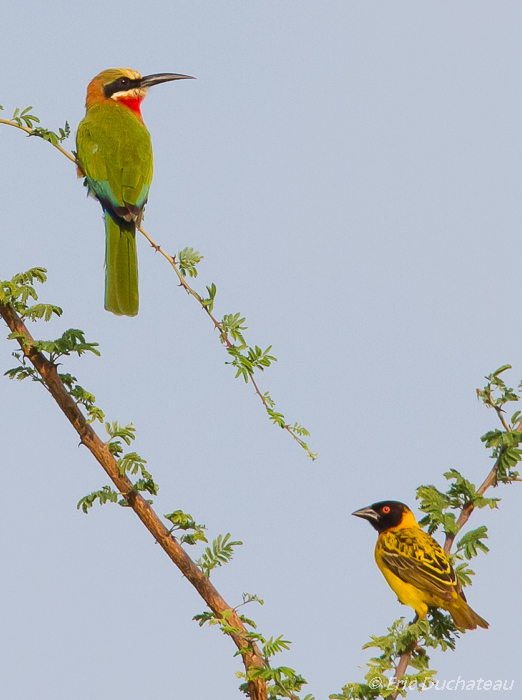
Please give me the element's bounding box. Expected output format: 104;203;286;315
139;73;195;89
352;506;379;523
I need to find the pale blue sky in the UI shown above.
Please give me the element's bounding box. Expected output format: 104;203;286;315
2;2;521;698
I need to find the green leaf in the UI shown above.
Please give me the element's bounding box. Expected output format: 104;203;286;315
416;485;451;534
31;328;100;362
289;422;310;437
30;121;70;145
4;363;40;383
117;451;147;476
77;485;119;513
201;283;217;312
221;313;248;347
196;533;243;578
453;561;475;588
262;636;291;658
105;421;136;445
65;380;105;424
193;610;216;627
11;106;40;129
0;267;47;310
21;303;63;322
164;509;207;544
455;526;489;560
240;592;264;607
178;247;204;278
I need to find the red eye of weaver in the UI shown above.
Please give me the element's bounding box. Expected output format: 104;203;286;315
382;506;391;514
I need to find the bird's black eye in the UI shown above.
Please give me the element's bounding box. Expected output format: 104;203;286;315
104;76;136;98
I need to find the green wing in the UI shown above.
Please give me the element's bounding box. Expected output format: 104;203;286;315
380;528;458;602
77;102;152;215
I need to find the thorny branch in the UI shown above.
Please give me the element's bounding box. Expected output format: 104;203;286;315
138;224;313;456
0;300;268;700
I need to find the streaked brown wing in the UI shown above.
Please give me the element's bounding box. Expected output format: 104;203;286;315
379;528;457;602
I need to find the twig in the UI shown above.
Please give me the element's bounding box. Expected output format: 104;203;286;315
390;645;414;700
443;414;522;555
139;224;315;457
0;117;76;163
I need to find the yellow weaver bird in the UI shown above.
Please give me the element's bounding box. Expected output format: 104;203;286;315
352;501;488;631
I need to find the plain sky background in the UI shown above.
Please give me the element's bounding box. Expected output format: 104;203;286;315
1;2;521;698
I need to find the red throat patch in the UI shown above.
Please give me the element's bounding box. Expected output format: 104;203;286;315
118;96;143;116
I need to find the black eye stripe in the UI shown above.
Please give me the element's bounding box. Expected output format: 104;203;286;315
103;77;141;98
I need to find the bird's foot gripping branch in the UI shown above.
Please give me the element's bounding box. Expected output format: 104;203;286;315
0;268;314;700
0;103;315;459
333;365;521;700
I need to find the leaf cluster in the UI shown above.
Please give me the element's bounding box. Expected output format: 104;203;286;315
0;268;51;312
30;121;70;146
196;533;243;578
226;343;277;383
2;277;106;426
331;614;457;699
106;421;159;499
1;105;70;146
77;485;119;514
2;273;101;401
33;329;100;363
65;375;105;423
417;469;498;537
5;326;100;385
177;247;204;278
219;313;277;384
477;365;522;483
9;105;40;129
76;419;159;514
164;509;207;545
195;600;312;700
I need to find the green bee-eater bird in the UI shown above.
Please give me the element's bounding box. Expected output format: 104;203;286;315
76;68;193;316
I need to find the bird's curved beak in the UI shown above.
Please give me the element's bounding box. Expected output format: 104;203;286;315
352;506;379;522
139;73;195;88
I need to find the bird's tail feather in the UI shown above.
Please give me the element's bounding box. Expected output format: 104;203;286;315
104;212;139;317
449;596;489;630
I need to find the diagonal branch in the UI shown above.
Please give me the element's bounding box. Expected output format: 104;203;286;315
0;301;268;700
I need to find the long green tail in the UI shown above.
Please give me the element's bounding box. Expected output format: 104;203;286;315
104;212;139;317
